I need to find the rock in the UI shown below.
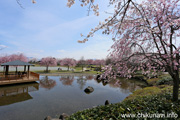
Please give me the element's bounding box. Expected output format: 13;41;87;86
96;74;101;80
105;100;109;105
102;82;107;86
96;74;108;81
84;86;94;94
96;79;101;83
44;116;52;120
102;80;108;86
59;113;69;120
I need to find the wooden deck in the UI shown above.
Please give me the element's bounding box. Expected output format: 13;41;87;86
0;72;39;85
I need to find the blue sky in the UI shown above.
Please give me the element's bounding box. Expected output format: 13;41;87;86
0;0;113;60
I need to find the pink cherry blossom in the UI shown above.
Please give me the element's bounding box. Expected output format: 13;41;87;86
60;58;77;71
40;57;57;72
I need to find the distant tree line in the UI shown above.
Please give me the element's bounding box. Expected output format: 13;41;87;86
0;54;112;72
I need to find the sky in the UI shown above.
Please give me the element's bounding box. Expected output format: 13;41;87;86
0;0;113;60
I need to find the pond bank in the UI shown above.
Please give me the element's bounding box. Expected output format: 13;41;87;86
39;72;97;76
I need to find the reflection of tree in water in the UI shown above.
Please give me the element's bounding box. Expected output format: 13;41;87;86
59;76;74;86
116;79;132;93
85;75;94;80
76;76;87;90
118;78;142;92
108;79;120;88
127;79;142;92
94;77;143;93
39;76;56;90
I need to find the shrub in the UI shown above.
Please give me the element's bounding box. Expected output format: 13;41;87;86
94;67;101;71
156;76;173;85
147;78;160;86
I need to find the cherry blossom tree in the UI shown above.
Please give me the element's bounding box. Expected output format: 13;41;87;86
60;58;76;71
77;56;86;72
105;57;112;65
86;59;94;70
28;58;38;64
0;53;28;64
93;59;105;71
0;53;28;72
86;59;94;65
10;53;28;62
68;0;180;101
0;55;10;65
56;59;62;66
40;57;57;72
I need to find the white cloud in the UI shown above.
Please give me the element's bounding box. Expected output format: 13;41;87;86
0;45;7;49
57;50;65;53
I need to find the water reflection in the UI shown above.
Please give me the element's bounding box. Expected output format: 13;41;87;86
39;76;56;90
59;76;74;86
0;82;39;106
118;78;141;92
85;75;94;80
58;75;143;93
59;75;95;90
0;75;145;120
94;78;142;93
76;76;87;90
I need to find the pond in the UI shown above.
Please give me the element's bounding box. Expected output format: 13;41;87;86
0;75;145;120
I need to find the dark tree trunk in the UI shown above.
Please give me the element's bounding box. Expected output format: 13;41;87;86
82;66;83;72
46;66;49;72
172;73;179;101
16;67;17;73
68;66;69;71
167;67;179;101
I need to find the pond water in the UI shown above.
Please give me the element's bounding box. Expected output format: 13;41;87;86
0;75;145;120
